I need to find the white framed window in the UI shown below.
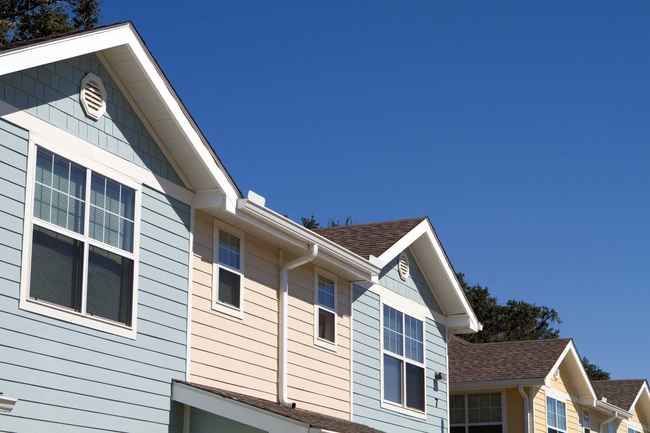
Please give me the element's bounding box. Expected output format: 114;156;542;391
212;221;245;319
450;393;504;433
628;425;642;433
20;142;141;338
547;396;567;433
381;302;426;417
313;269;337;350
579;411;592;433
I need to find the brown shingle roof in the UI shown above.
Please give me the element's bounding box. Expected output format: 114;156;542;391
592;380;647;411
449;336;571;385
178;381;384;433
314;217;425;259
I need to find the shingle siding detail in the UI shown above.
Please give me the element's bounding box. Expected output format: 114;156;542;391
352;249;450;433
0;116;189;432
0;53;184;186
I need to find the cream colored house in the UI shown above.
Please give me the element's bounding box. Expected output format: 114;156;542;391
449;336;641;433
592;380;650;433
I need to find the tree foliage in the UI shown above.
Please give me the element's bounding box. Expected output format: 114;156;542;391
300;215;352;229
582;357;611;380
0;0;99;48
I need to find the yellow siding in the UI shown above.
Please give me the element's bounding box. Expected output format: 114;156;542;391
505;388;524;432
189;211;351;419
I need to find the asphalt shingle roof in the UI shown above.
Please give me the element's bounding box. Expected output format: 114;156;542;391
315;217;425;259
592;380;647;411
179;381;384;433
449;336;571;384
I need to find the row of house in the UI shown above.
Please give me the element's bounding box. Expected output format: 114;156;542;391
0;21;645;433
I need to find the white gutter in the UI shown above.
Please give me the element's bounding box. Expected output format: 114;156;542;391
518;385;530;433
279;244;319;407
0;394;17;413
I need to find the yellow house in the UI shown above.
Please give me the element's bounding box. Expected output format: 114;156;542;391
449;336;637;433
592;380;650;433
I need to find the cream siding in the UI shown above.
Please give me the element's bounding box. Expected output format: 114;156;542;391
505;387;525;432
531;367;587;433
189;211;352;419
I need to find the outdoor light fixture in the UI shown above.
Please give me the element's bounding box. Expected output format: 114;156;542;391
0;394;17;413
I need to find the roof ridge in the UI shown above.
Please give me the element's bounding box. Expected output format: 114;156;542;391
314;216;426;232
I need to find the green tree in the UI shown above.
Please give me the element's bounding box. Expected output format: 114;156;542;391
0;0;100;48
300;215;320;230
582;357;611;381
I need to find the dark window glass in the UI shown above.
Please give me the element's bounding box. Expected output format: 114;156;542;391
218;267;241;308
86;246;134;325
469;426;503;433
318;308;335;342
406;363;425;411
383;354;403;404
451;427;467;433
30;226;83;311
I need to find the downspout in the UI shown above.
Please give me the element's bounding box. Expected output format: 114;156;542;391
279;244;319;407
518;385;530;433
601;415;617;433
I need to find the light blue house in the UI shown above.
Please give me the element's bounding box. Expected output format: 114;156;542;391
316;218;481;433
0;23;240;432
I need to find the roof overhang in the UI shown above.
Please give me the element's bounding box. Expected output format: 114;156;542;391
451;378;544;393
629;381;650;424
369;219;481;333
0;22;240;210
595;399;633;419
234;196;380;282
544;340;598;405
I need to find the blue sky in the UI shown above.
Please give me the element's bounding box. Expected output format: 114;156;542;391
103;2;650;379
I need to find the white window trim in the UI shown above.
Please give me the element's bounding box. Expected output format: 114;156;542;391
627;421;643;433
313;268;337;351
379;298;428;420
19;137;142;339
212;220;245;319
546;395;568;433
450;391;507;433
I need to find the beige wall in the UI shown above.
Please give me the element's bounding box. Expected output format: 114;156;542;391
532;367;580;433
189;211;352;419
505;388;524;432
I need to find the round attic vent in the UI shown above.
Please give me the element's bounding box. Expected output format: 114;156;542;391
398;252;410;281
80;73;107;121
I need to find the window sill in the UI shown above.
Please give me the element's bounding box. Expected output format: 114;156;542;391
314;336;337;353
380;400;427;420
212;301;244;320
20;298;137;339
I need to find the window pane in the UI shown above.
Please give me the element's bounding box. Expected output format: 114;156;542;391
30;226;83;311
405;314;424;363
120;219;134;252
89;206;104;242
105;212;120;248
451;428;466;433
34;182;51;220
469;427;503;433
450;395;466;424
218;230;241;269
318;276;335;310
120;187;134;220
468;393;501;424
406;363;425;411
52;153;69;192
91;173;105;206
67;197;85;233
51;190;68;228
383;354;402;404
383;305;403;355
36;147;53;185
105;178;120;214
86;246;133;325
556;401;566;431
218;267;241;308
318;308;335;342
69;163;86;199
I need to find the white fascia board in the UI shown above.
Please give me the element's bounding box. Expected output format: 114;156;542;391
595;400;633;419
0;23;239;210
629;381;650;416
451;379;544;393
372;219;480;332
236;199;379;280
171;382;309;433
545;340;598;403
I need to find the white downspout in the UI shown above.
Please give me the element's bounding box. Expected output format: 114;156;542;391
518;385;530;433
279;244;319;407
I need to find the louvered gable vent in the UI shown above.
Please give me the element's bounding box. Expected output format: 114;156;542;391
80;73;107;121
398;252;410;281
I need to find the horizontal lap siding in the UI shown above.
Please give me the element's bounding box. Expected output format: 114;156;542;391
190;212;279;402
0;118;190;432
287;265;352;419
353;274;449;432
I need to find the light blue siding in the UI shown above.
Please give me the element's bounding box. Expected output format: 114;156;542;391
352;248;450;433
0;117;190;432
0;54;183;186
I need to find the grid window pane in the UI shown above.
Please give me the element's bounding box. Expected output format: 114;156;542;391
51;190;69;228
218;267;241;308
34;183;51;220
89;206;104;241
557;401;566;430
450;395;466;425
120;187;134;219
52;154;69;192
105;179;120;214
451;428;466;433
468;393;502;424
91;173;105;206
86;246;134;326
547;397;557;428
67;197;85;233
318;276;335;310
105;212;120;248
383;305;403;355
218;230;241;269
405;314;424;363
405;363;425;411
318;308;335;342
69;164;86;199
29;226;83;311
383;354;402;404
89;173;135;252
35;148;53;184
469;427;503;433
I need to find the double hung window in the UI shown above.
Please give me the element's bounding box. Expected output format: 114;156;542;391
382;304;426;413
314;272;336;347
450;393;503;433
213;223;245;317
547;397;567;433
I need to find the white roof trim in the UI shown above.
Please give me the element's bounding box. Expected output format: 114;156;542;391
370;219;480;333
0;22;239;211
629;381;650;414
544;340;598;403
